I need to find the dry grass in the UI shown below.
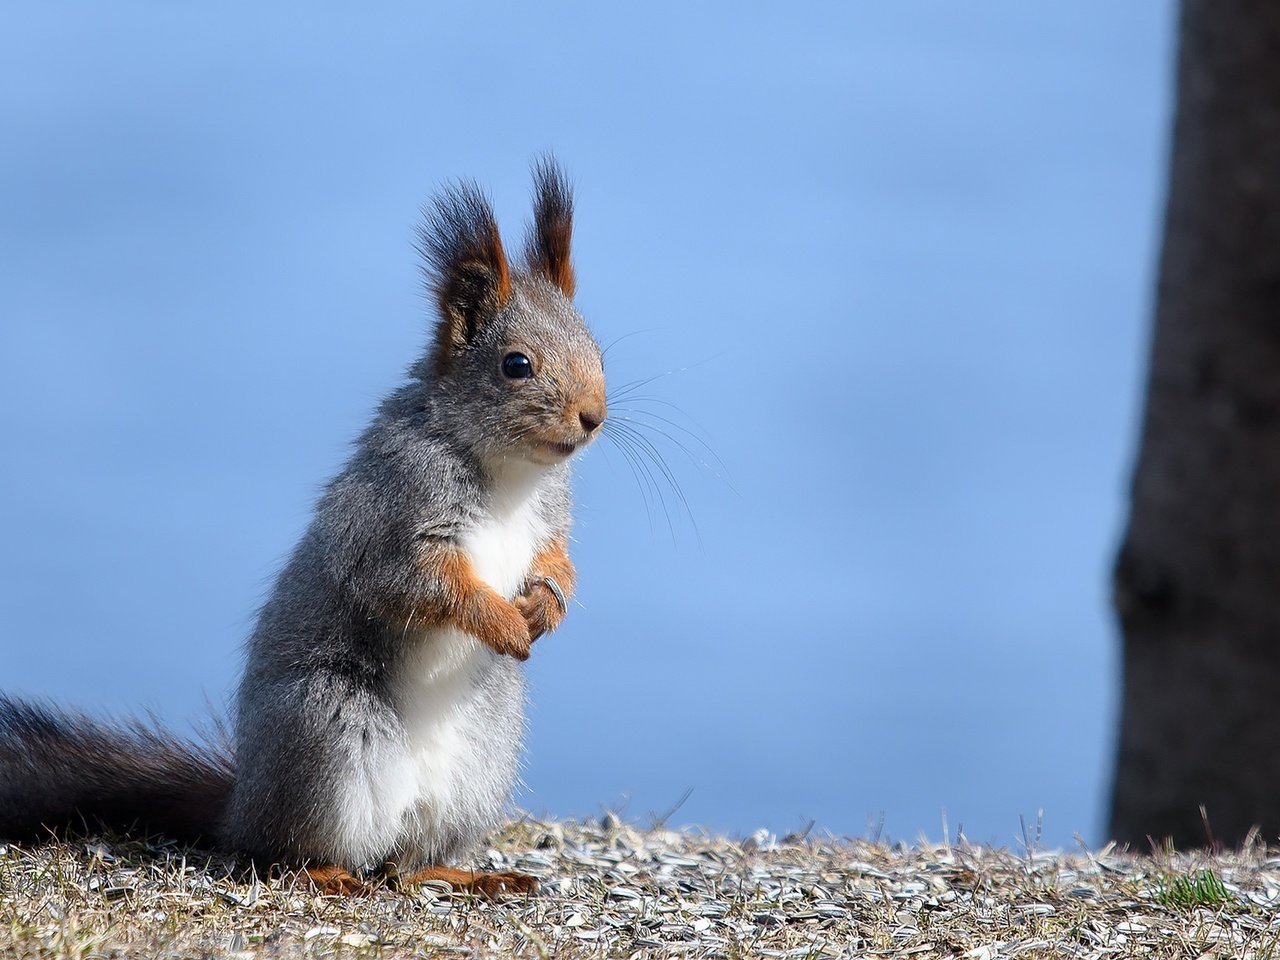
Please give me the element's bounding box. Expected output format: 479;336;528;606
3;817;1280;958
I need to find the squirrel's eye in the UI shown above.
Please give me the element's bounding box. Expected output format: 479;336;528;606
502;352;533;379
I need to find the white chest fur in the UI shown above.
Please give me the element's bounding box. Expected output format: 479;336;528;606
461;487;551;599
386;479;550;861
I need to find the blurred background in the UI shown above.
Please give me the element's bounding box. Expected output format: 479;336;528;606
1;2;1174;848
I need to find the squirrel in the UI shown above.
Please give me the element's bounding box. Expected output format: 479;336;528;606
0;159;606;897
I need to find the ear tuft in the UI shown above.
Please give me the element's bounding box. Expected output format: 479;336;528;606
524;157;576;297
416;182;512;369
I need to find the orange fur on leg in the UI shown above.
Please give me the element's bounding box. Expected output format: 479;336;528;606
415;545;532;659
401;865;538;897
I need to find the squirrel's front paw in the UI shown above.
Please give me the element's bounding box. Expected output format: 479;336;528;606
514;581;566;642
472;597;532;661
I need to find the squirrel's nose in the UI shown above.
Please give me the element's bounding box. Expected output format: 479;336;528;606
578;408;605;433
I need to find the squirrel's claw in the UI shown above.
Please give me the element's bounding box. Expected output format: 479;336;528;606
514;582;565;642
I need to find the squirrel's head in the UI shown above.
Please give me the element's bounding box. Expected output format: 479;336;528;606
416;159;606;469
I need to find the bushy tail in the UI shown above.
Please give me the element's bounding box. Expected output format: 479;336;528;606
0;696;234;846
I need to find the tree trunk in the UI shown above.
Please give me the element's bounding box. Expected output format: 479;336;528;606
1110;0;1280;847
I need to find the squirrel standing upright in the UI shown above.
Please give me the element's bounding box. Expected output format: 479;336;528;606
0;160;605;896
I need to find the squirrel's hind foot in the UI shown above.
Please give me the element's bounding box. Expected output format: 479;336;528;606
398;865;538;898
304;864;374;896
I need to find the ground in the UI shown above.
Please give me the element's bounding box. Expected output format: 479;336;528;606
2;817;1278;958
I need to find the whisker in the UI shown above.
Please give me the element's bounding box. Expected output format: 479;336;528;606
606;424;678;543
608;393;717;439
601;328;661;359
606;353;729;405
609;407;735;492
606;420;700;547
614;425;696;549
589;440;651;531
606;372;677;405
603;429;665;539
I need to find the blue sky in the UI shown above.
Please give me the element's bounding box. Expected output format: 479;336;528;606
1;2;1174;848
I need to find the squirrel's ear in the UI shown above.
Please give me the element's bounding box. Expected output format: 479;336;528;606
524;157;575;298
417;183;512;367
